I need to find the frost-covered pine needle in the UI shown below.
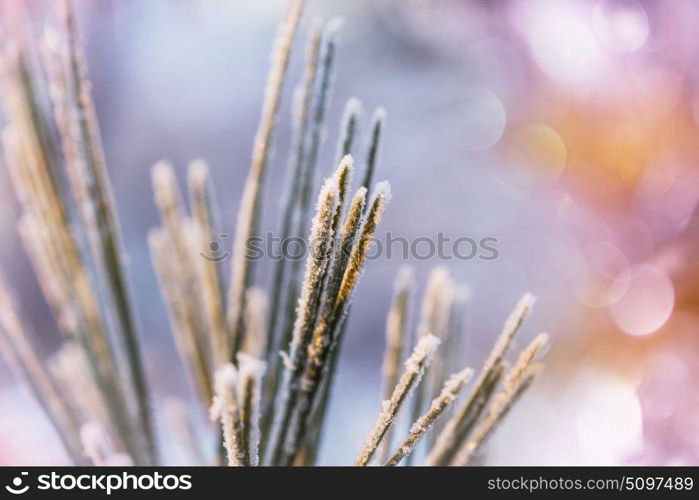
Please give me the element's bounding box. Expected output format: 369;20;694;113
355;334;440;466
408;267;455;446
151;162;214;389
188;160;229;368
0;271;84;463
152;162;187;250
266;23;322;362
283;180;390;463
227;0;306;359
0;42;138;459
0;0;551;468
330;155;355;231
334;186;367;279
148;228;213;408
426;293;536;466
275;20;340;368
385;366;473;467
242;288;269;360
56;0;155;463
360;107;386;194
378;266;414;463
266;177;338;465
237;353;266;466
211;363;244;466
278;158;355;461
334;98;362;164
337;181;391;306
292;19;341;232
452;333;548;466
259;23;329;451
284;185;367;463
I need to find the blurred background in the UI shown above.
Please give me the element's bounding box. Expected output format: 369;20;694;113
1;0;698;465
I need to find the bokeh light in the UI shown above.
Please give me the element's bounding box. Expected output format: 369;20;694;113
610;264;675;336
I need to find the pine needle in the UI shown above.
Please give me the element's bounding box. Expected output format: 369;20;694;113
360;107;386;194
276;20;340;371
452;333;548;465
1;57;139;461
385;366;473;466
148;228;213;408
426;293;536;466
260;22;334;452
56;0;155;463
334;98;362;164
211;363;244;466
266;23;322;363
407;267;455;461
378;266;414;463
242;288;269;359
283;180;391;463
237;353;266;466
188;160;229;368
266;176;339;465
355;334;440;466
0;271;85;463
227;0;306;360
